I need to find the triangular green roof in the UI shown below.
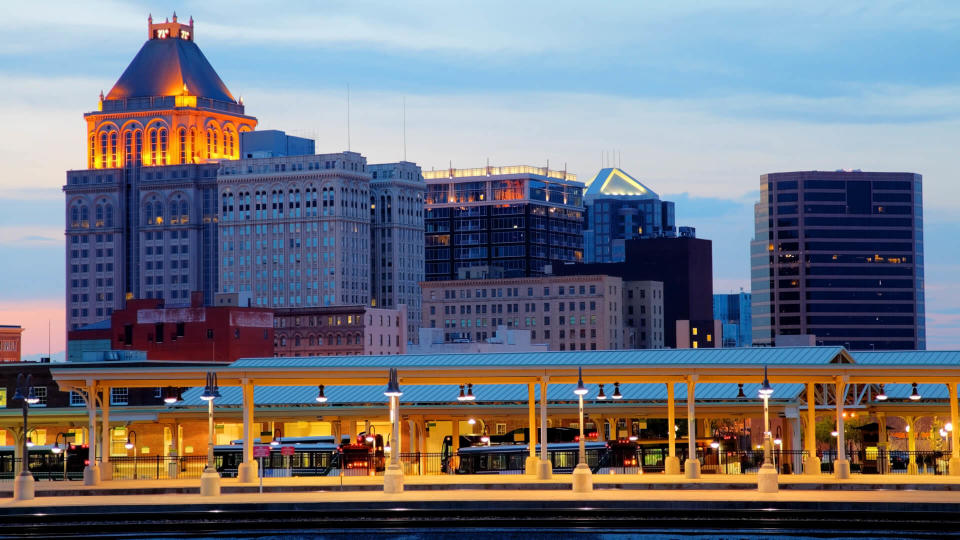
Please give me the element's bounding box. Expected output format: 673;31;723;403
584;168;659;199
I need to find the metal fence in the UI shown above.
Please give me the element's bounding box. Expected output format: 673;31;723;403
819;450;949;475
108;456;209;480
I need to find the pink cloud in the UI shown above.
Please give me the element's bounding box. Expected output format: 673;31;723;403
0;299;64;357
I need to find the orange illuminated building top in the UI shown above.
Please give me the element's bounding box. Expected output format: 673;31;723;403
84;13;257;169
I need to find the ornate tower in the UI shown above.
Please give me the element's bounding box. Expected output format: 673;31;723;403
65;15;256;331
84;13;256;169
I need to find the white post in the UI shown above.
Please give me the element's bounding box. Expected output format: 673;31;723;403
238;380;258;482
83;383;100;486
834;377;850;479
684;377;700;479
200;397;221;496
571;392;593;491
757;392;779;492
384;394;404;493
537;377;552;479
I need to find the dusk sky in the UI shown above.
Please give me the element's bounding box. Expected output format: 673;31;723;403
1;1;958;355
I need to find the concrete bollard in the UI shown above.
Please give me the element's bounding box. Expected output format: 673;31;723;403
13;473;35;501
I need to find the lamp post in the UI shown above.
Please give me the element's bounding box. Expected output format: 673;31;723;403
12;373;39;500
383;367;404;493
757;366;778;493
52;432;72;481
199;372;221;497
125;430;138;479
571;367;593;492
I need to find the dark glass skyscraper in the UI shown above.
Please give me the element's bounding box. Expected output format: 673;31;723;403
751;170;925;350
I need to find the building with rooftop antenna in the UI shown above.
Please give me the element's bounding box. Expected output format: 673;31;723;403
582;168;693;263
64;15;257;330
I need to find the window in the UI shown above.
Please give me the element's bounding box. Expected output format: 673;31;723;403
70;391;85;407
32;387;48;407
111;387;129;405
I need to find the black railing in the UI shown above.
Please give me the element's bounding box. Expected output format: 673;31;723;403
109;456;209;480
819;449;950;475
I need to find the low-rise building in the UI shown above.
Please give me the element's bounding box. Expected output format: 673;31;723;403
0;325;23;363
273;305;407;357
421;275;623;351
408;326;549;354
621;281;665;349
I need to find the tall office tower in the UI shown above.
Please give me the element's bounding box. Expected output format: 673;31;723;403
423;165;585;281
751;170;925;350
714;291;752;347
583;168;694;263
367;162;425;344
64;15;256;330
216;152;371;309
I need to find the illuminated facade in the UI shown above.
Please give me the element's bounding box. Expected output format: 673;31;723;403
751;170;925;350
64;15;256;330
423;165;584;281
583;168;692;263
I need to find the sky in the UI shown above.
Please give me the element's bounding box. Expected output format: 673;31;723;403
1;0;958;355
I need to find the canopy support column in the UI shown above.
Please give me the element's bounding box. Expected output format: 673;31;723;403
804;383;820;474
665;382;680;474
906;416;918;474
537;377;552;479
525;383;538;474
238;380;258;483
684;376;700;479
949;383;960;475
384;394;404;493
834;377;850;479
100;385;112;481
83;382;100;486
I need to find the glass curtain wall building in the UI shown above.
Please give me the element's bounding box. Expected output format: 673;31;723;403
423;166;584;281
751;170;925;350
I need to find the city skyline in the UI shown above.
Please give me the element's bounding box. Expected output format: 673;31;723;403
2;2;959;354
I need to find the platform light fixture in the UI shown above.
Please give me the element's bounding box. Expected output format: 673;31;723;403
910;383;921;401
574;367;588;396
876;384;888;401
612;382;622;400
315;385;327;403
597;384;607;400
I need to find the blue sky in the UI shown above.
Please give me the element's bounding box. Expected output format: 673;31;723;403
1;1;958;353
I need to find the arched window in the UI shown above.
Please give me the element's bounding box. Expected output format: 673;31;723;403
144;202;153;225
294;335;301;347
159;128;168;164
154;200;163;224
206;129;212;156
124;131;133;167
280;336;287;347
70;205;79;227
134;130;143;165
89;135;95;168
180;200;189;223
80;205;89;227
178;128;186;163
149;129;158;165
105;204;114;227
109;131;118;167
309;335;315;346
169;197;179;223
95;204;104;227
212;130;219;156
336;334;342;345
99;131;107;167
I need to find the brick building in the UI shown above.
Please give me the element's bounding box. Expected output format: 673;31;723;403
421;275;624;351
0;326;23;363
101;292;274;362
273;305;407;357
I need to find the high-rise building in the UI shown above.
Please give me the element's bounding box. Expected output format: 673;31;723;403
713;291;752;347
750;170;925;350
64;15;256;330
368;162;425;344
423;165;585;281
582;168;694;263
215;152;371;308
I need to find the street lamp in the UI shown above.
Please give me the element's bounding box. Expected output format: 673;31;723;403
383;367;404;493
12;373;39;500
126;430;138;479
163;387;182;404
875;384;888;401
572;367;592;492
757;366;778;493
52;432;71;480
199;372;221;497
